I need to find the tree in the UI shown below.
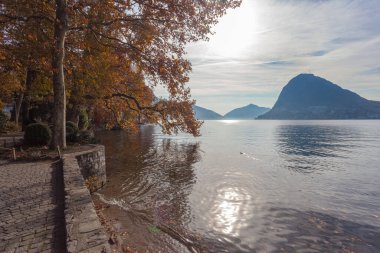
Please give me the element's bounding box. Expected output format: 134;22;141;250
1;0;242;148
66;0;241;138
51;0;68;148
0;0;52;125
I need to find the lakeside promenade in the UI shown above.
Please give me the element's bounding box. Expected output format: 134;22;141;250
0;160;66;252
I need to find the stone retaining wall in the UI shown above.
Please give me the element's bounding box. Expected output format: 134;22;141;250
75;145;107;192
62;145;110;253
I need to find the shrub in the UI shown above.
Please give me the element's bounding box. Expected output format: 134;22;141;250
66;121;78;130
5;121;21;132
78;110;89;130
78;130;93;142
66;121;79;143
78;130;99;144
0;112;8;132
24;123;52;146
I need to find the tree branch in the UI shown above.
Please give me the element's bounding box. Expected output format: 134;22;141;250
0;13;54;24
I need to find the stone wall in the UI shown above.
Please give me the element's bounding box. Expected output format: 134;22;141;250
75;145;107;192
62;145;110;253
0;136;23;148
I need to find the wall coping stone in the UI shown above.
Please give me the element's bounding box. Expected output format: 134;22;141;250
62;145;110;253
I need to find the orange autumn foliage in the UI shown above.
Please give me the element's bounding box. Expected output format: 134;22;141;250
1;0;241;137
0;1;53;109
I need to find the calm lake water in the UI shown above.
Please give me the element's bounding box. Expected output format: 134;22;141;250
96;120;380;253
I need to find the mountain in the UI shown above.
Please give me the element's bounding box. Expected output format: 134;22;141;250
223;104;270;119
193;105;223;120
258;73;380;119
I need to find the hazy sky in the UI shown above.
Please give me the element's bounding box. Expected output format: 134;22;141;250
183;0;380;115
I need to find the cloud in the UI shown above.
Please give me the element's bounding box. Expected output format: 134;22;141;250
308;50;330;57
262;60;294;66
361;67;380;76
182;0;380;113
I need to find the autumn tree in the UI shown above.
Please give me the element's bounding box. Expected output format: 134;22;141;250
0;13;23;117
0;1;52;126
1;0;241;148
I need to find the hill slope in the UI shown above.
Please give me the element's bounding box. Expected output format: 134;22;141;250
259;74;380;119
193;105;223;120
224;104;270;119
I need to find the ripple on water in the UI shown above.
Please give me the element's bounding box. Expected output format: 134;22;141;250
95;121;380;252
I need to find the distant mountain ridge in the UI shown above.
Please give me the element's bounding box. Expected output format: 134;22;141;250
193;105;223;120
193;104;270;120
223;104;270;119
259;73;380;119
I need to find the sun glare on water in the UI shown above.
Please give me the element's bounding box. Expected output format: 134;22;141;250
210;186;253;236
219;120;241;124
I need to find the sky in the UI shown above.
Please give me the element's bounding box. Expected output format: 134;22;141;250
182;0;380;115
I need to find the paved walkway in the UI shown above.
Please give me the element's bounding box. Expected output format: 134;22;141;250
0;161;66;253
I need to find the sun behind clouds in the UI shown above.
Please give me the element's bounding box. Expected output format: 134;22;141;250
208;0;260;58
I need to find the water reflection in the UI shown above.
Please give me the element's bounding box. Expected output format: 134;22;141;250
95;121;380;252
144;138;201;226
192;207;380;253
96;127;201;252
275;124;358;173
256;207;380;253
210;186;252;236
219;120;241;124
276;125;356;157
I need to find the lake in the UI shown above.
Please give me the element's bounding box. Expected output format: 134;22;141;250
95;120;380;253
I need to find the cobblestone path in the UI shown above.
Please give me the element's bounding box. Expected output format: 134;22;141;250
0;161;66;253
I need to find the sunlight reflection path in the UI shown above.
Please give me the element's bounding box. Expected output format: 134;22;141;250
210;186;252;236
219;120;241;124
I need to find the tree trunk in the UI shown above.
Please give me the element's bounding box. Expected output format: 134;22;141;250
67;71;80;124
13;92;23;126
51;0;68;149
